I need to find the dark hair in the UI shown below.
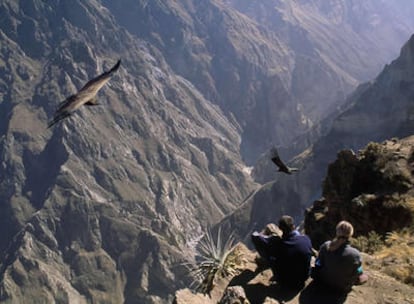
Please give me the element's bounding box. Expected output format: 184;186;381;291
278;215;295;234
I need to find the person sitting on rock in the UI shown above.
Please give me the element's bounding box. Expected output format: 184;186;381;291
311;220;368;294
251;215;313;289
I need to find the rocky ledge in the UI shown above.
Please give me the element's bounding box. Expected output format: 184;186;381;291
173;243;414;304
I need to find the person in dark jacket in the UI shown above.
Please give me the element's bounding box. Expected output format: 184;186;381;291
311;220;368;293
251;215;313;289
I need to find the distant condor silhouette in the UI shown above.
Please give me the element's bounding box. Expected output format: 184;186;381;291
270;147;298;174
48;59;121;128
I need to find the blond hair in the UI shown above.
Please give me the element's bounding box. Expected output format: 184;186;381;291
336;221;354;239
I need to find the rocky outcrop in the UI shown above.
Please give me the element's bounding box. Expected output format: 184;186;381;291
305;136;414;247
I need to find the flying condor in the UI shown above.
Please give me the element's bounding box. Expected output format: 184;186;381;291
48;59;121;128
270;147;298;174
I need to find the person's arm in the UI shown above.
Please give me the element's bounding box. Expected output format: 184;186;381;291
252;231;271;243
251;231;280;262
315;243;327;267
346;247;367;286
310;242;326;279
351;250;362;274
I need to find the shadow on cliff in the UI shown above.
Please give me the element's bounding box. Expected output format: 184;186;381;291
23;127;69;209
299;281;347;304
227;269;303;304
228;269;348;304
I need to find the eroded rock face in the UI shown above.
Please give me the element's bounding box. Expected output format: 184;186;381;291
96;0;414;163
99;0;307;164
0;1;258;303
219;286;250;304
305;136;414;248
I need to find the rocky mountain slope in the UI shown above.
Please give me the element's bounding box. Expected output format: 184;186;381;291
0;1;258;303
96;0;414;162
1;1;414;303
99;0;305;163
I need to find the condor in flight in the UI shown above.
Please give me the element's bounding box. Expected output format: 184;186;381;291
270;147;299;174
48;59;121;128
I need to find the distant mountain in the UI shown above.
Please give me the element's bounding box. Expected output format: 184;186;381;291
225;33;414;241
100;0;414;162
1;0;414;303
223;0;414;125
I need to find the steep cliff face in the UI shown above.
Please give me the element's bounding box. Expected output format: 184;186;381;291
99;0;306;163
325;35;414;147
0;1;257;303
95;0;414;162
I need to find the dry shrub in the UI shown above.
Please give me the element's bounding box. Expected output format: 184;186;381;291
373;228;414;285
351;231;384;254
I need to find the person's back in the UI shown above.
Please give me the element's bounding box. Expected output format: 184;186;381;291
251;215;313;289
316;240;361;292
272;231;313;288
312;221;367;293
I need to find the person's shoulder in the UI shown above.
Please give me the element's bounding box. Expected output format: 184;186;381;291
319;240;331;250
269;235;282;243
293;233;313;246
344;244;361;256
297;233;312;242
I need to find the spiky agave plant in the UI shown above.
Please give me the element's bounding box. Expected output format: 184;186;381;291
187;227;239;294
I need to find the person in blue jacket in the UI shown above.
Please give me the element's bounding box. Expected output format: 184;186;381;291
251;215;313;289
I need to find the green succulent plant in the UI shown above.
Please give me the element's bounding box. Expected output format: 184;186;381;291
187;227;239;294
